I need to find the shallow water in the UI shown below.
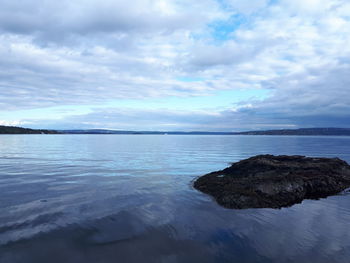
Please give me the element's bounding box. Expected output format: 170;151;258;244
1;135;350;263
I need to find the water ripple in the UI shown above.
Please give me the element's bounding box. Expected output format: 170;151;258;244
1;135;350;262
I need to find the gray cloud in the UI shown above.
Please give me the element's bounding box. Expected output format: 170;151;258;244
1;0;350;129
25;59;350;131
23;107;298;131
0;0;227;110
0;1;211;39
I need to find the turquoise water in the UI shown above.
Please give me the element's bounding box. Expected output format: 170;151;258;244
1;135;350;263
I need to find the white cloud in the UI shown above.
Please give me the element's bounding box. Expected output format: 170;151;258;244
225;0;269;14
0;120;22;126
279;0;338;16
1;0;350;129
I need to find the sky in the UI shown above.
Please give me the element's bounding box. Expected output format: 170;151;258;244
0;0;350;131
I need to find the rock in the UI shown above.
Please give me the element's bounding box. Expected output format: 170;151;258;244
193;155;350;209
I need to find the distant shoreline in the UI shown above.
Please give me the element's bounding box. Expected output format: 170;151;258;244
1;125;350;136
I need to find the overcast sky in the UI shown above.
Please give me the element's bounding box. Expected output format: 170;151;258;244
1;0;350;131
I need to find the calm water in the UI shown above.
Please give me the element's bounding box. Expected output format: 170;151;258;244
1;135;350;263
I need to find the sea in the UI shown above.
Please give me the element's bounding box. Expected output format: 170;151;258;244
1;135;350;263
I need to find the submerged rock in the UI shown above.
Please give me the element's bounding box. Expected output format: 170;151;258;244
194;155;350;209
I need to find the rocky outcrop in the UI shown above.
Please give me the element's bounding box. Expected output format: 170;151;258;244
194;155;350;209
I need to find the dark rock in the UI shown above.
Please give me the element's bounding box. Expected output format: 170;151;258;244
193;155;350;209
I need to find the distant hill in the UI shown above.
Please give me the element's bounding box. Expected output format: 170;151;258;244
1;126;350;136
59;129;235;135
235;128;350;136
0;125;59;134
59;127;350;135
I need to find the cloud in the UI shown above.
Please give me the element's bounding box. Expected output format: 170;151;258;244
0;120;22;126
1;0;350;129
0;0;229;110
238;61;350;127
187;40;262;68
23;107;298;131
279;0;338;16
0;0;221;40
226;0;269;14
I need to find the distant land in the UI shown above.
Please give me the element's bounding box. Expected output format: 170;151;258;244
60;127;350;135
0;125;59;134
60;129;236;135
1;126;350;136
235;128;350;136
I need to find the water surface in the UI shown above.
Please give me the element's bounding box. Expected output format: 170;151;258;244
1;135;350;263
